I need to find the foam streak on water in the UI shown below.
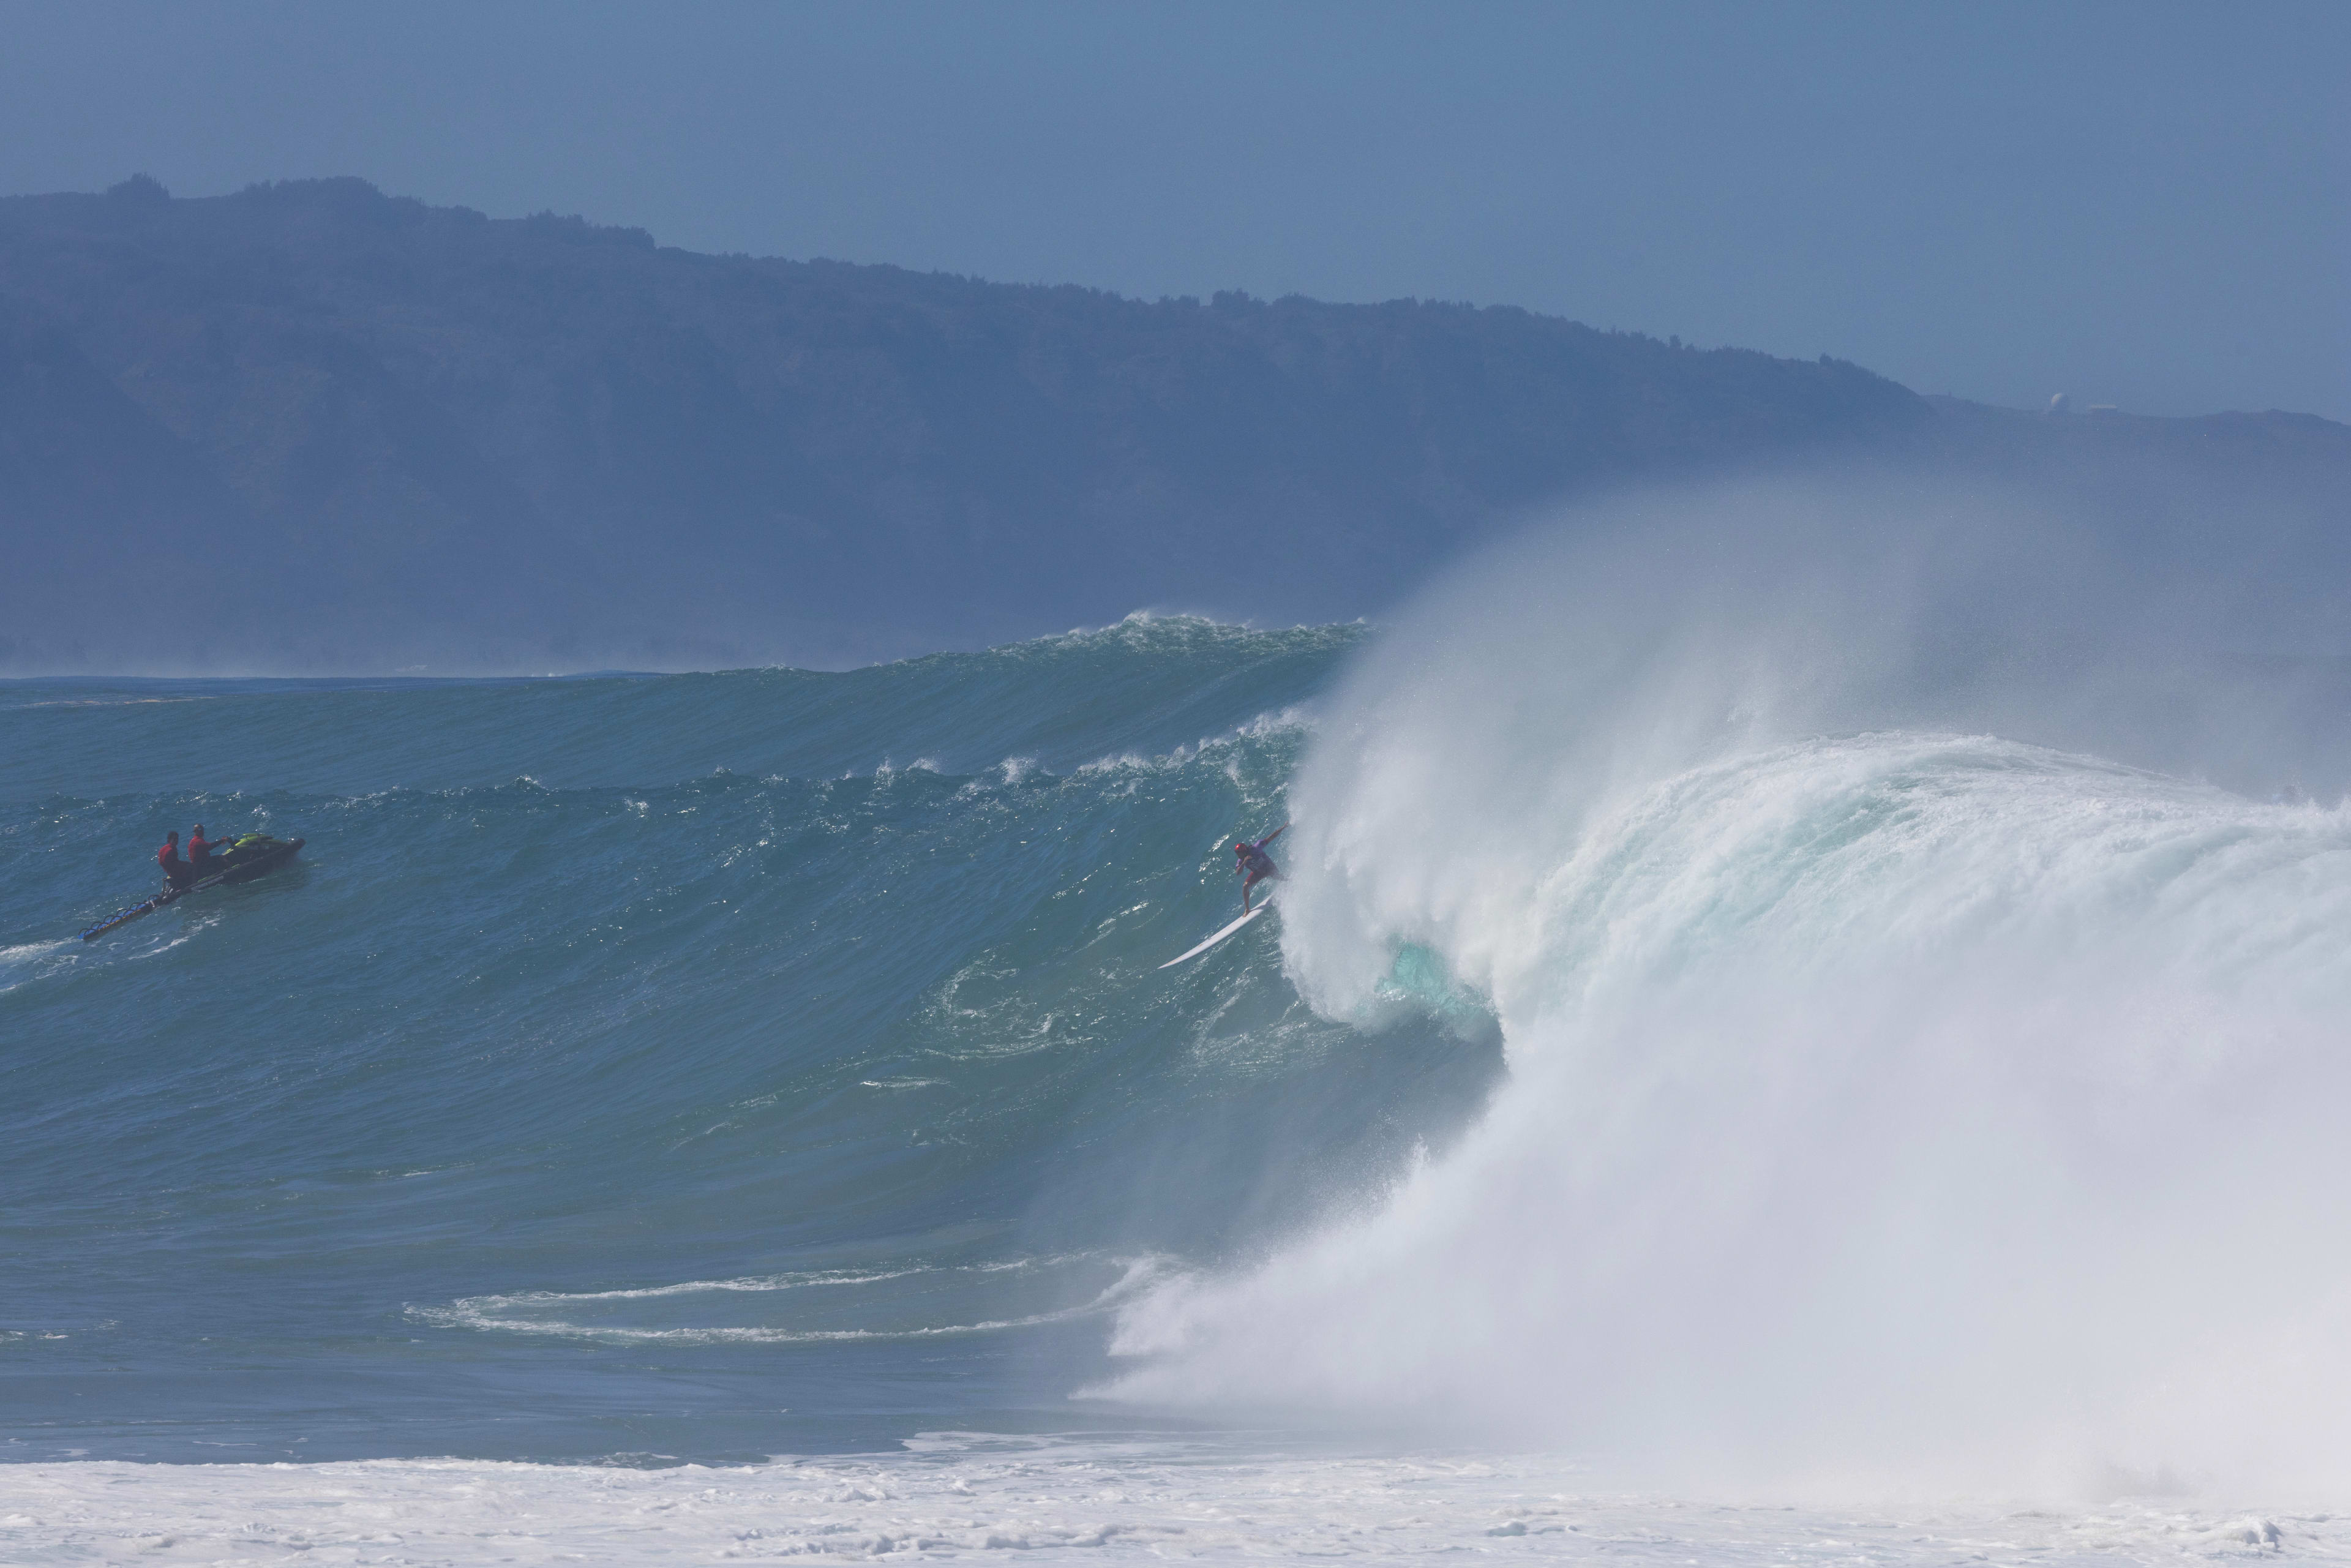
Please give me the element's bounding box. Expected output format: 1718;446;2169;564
0;616;1500;1467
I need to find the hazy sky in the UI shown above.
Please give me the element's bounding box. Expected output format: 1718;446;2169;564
2;1;2342;420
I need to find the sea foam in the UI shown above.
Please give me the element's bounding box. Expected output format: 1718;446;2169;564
1103;480;2351;1496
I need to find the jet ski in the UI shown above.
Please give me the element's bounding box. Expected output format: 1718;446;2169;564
79;833;306;941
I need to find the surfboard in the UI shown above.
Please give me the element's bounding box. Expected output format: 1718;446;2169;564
1160;903;1266;969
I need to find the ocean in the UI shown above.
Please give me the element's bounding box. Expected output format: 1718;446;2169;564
11;490;2351;1560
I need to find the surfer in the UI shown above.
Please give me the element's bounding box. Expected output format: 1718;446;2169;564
1234;823;1286;913
156;831;193;890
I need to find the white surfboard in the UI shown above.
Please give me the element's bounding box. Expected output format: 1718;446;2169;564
1160;903;1267;969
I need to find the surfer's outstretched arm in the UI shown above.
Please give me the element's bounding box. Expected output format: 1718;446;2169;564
1258;823;1288;848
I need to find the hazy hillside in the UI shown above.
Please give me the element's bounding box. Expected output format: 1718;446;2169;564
1;175;2344;672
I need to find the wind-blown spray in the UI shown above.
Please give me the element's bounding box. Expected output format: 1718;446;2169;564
1103;478;2351;1496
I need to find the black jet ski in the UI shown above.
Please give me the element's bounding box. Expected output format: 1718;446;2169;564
79;833;306;941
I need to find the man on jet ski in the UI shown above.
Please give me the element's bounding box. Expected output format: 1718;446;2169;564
156;831;193;890
1234;823;1287;913
186;823;230;874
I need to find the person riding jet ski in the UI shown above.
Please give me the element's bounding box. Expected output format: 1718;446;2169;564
156;831;193;890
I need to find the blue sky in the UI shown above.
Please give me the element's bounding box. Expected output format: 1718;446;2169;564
2;1;2342;419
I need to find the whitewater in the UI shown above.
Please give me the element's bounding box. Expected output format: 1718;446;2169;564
12;482;2351;1561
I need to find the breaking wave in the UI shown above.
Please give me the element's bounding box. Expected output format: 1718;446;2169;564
1101;482;2351;1496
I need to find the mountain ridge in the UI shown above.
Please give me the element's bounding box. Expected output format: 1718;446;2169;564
1;176;2341;672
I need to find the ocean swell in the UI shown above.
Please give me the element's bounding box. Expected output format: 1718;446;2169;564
0;613;1501;1463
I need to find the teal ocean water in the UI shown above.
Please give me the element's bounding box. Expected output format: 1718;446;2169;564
0;617;1498;1465
18;501;2351;1559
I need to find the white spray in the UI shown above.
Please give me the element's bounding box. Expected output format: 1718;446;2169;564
1103;478;2351;1497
